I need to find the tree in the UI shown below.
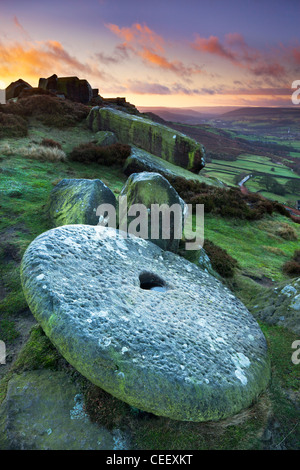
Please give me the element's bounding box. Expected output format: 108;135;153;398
259;174;277;192
259;174;285;195
285;179;300;194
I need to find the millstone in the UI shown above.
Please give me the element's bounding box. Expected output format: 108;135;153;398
20;225;270;422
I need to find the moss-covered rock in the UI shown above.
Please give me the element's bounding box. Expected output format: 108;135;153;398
95;131;117;146
47;178;116;227
20;225;271;423
119;172;186;253
5;79;32;101
178;244;221;280
250;277;300;334
123;146;224;188
39;74;93;105
0;370;127;450
87;107;205;172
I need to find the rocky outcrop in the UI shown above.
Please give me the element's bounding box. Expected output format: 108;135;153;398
6;79;32;101
250;277;300;334
87;107;205;172
119;172;186;253
95;131;117;146
0;370;128;450
38;75;95;105
123;146;224;188
20;225;270;422
47;178;116;227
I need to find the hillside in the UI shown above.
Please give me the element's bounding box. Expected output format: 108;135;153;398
220;107;300;120
0;94;299;450
142;109;300;208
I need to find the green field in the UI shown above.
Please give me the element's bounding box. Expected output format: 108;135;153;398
203;153;300;204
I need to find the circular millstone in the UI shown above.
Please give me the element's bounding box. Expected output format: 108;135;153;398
21;225;270;422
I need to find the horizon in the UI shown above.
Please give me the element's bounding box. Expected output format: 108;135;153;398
1;1;300;108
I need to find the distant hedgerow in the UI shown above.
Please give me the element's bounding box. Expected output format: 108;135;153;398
69;142;131;166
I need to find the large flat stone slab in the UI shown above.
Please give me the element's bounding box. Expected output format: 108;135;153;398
20;225;270;422
87;107;205;172
0;370;128;450
124;146;224;188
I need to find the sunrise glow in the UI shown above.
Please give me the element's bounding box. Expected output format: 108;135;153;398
0;0;299;108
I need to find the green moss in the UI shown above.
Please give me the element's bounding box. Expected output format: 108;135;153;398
124;146;223;188
87;107;205;171
260;324;299;390
0;319;19;343
13;325;61;372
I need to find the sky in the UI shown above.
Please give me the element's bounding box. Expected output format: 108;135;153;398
0;0;300;108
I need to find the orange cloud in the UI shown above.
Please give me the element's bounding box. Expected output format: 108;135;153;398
139;48;201;76
191;33;287;80
106;22;164;52
106;22;202;77
0;39;106;87
192;35;236;61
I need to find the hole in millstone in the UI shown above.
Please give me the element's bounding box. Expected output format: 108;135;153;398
139;272;168;292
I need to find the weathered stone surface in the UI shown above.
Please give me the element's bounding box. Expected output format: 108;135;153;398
21;225;270;422
251;277;300;334
95;131;117;146
119;172;186;253
87;107;205;172
39;75;93;104
124;146;224;188
178;246;221;280
47;178;116;227
0;370;128;450
6;79;32;101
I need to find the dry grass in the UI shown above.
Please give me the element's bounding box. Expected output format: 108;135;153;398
0;143;14;155
0;143;67;162
262;245;286;256
276;223;298;241
19;144;67;162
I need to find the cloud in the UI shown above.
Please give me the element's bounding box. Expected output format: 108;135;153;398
126;80;171;95
0;39;107;86
191;32;287;79
13;16;31;41
95;42;131;65
192;35;236;61
249;62;286;78
125;80;205;96
95;51;120;65
106;22;203;77
106;22;165;53
291;47;300;64
139;48;201;77
209;86;292;96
